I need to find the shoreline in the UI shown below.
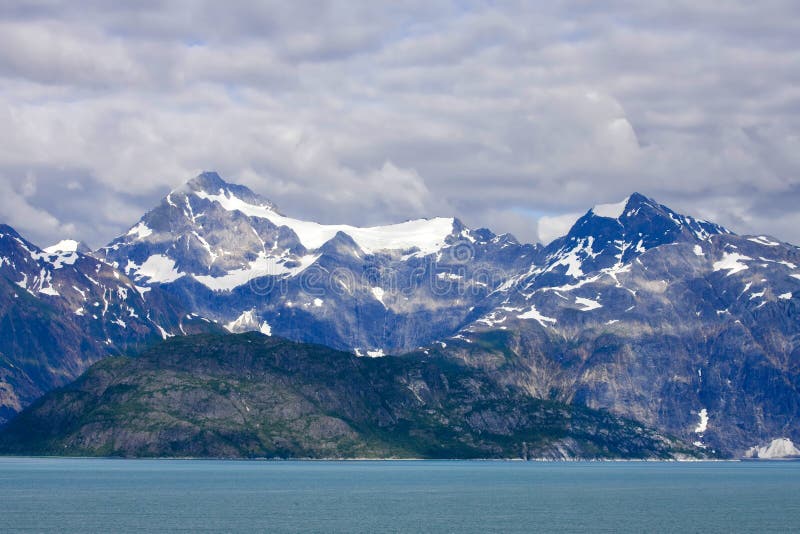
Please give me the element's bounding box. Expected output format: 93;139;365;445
0;455;745;463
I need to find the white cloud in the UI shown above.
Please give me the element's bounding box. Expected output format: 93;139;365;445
0;1;798;247
537;212;584;245
0;176;72;240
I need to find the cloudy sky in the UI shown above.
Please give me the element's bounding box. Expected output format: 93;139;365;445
1;1;799;248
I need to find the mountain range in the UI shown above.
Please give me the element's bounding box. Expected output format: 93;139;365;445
1;171;798;457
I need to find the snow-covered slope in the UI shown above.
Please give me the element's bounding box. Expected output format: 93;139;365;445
101;172;459;292
98;172;524;354
193;187;455;255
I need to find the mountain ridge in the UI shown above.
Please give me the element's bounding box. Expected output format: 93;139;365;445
1;171;798;457
0;332;706;460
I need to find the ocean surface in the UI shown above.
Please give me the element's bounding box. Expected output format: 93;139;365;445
1;458;798;533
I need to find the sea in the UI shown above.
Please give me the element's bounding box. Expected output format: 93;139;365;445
0;458;798;533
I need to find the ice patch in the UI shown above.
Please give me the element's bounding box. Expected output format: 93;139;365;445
313;298;323;307
366;349;385;358
779;292;792;300
693;245;704;257
592;196;630;219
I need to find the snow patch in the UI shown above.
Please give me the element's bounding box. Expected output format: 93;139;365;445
713;252;752;276
47;251;79;269
517;305;557;328
693;245;704;257
748;236;779;247
194;189;455;255
745;438;800;459
44;239;81;253
259;321;272;336
225;309;261;333
575;296;602;311
126;222;153;240
779;292;792;300
371;287;385;306
592;196;630;219
129;255;184;283
193;253;319;292
366;349;385;358
153;323;172;340
694;408;708;433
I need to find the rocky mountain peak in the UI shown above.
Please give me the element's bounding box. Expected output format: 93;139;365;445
0;224;22;239
171;171;277;212
183;170;228;192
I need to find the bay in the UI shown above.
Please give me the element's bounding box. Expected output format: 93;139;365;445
0;458;798;533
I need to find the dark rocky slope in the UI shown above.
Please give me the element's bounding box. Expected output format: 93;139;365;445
0;333;704;460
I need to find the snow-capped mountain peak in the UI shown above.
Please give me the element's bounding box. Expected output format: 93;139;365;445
44;239;90;254
102;172;462;294
192;184;456;254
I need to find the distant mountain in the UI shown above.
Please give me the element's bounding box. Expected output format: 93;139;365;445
0;333;705;460
0;224;219;423
98;171;537;354
433;195;800;455
1;171;799;457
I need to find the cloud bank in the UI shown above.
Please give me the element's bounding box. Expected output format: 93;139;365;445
1;1;798;247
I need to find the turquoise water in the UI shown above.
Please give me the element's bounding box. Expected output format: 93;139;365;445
1;459;798;533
